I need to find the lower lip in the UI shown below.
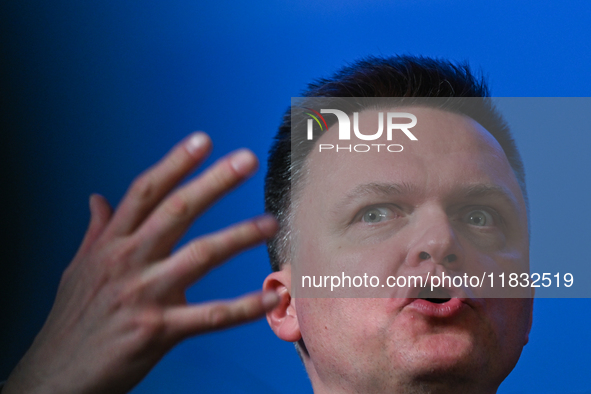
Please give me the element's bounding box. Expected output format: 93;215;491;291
406;298;468;318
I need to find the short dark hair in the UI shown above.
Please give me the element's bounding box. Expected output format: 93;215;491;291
265;55;527;272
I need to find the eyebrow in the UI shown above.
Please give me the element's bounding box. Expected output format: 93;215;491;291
459;184;520;209
335;182;520;210
335;182;421;210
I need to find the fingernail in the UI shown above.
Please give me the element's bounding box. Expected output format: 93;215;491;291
89;194;97;212
262;291;280;309
230;149;257;174
186;132;208;155
256;215;279;237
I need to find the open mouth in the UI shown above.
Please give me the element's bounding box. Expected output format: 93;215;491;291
417;287;452;304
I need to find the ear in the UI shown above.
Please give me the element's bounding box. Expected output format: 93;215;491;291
263;265;301;342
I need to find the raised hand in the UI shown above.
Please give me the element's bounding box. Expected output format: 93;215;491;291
3;133;279;394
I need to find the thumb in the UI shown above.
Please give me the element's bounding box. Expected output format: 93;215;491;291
78;194;113;253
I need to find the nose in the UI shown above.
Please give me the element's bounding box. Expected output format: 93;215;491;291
405;208;463;271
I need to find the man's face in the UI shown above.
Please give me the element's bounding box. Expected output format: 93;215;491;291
290;107;532;392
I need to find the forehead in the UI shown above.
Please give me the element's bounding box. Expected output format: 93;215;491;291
296;106;527;219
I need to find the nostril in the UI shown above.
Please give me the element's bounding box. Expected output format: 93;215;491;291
419;252;431;260
445;254;457;264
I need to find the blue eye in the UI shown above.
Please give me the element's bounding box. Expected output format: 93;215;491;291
465;210;494;226
362;207;391;223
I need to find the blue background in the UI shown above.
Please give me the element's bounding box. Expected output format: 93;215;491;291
1;1;591;393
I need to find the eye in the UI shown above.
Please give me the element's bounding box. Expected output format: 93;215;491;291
464;209;494;227
361;207;393;224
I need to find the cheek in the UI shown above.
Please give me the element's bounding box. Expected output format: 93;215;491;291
458;227;507;252
296;233;408;280
295;298;355;371
295;298;391;361
476;298;531;375
460;247;529;298
332;234;410;276
487;298;532;344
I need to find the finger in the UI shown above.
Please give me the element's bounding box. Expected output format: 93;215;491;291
133;149;259;257
107;132;212;236
165;291;280;340
77;194;113;256
144;215;278;293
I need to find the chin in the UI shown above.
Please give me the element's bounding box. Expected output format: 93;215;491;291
402;332;484;376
